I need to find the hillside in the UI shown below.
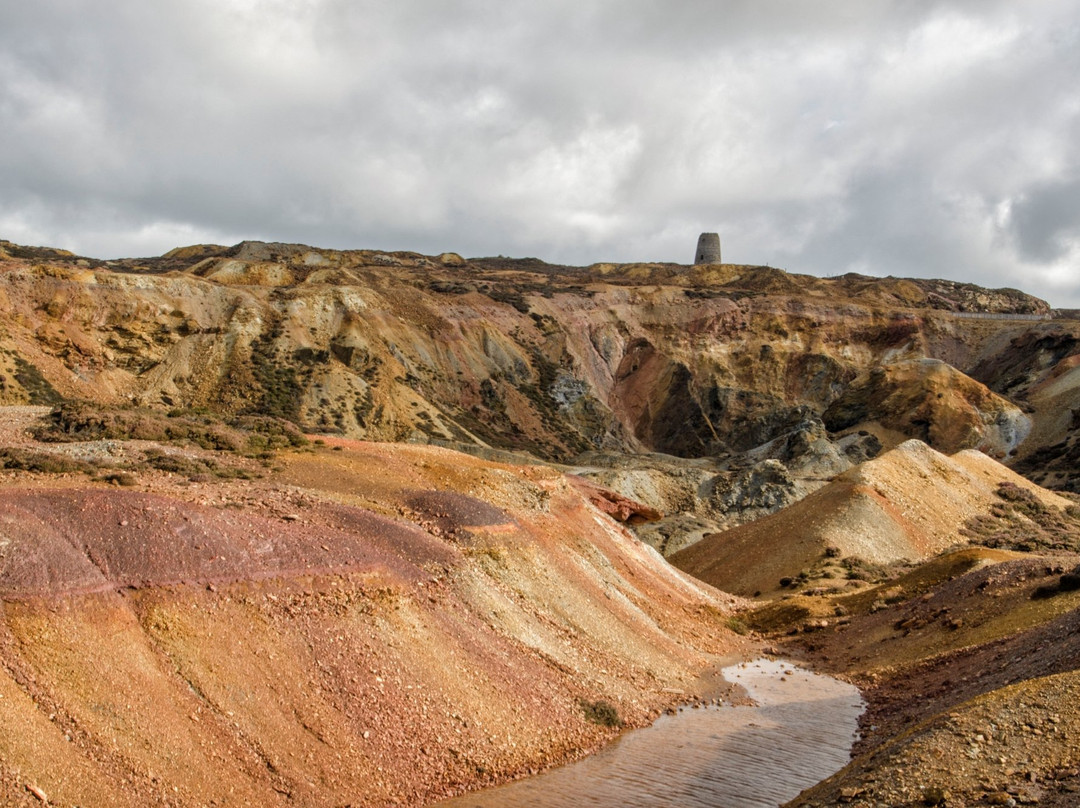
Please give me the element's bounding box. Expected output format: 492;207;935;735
0;407;746;806
770;548;1080;807
0;240;1075;481
1;237;1078;576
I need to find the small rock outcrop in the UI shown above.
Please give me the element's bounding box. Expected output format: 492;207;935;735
710;459;798;513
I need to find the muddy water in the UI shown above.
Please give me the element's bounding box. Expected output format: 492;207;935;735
437;659;863;808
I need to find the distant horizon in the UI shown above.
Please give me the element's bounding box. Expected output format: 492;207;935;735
5;232;1073;310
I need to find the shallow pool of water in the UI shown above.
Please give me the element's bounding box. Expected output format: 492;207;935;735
436;658;864;808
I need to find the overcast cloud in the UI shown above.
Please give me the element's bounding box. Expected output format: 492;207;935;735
1;0;1078;305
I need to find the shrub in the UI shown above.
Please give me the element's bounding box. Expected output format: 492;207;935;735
141;449;261;480
34;402;307;458
1059;568;1080;591
962;483;1080;553
230;415;308;449
34;401;243;451
0;447;94;475
996;481;1039;504
142;449;208;477
12;356;63;405
99;471;138;486
842;556;890;582
1031;565;1080;599
725;617;751;635
580;699;622;728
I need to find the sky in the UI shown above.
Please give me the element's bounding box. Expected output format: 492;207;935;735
1;1;1079;307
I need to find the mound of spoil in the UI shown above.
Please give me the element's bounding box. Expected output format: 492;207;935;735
780;550;1080;807
792;669;1080;808
844;558;1080;755
671;440;1072;597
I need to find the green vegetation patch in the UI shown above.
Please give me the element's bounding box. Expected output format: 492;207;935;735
0;447;96;475
33;401;308;458
142;448;261;480
841;555;895;582
725;616;751;635
744;596;828;633
579;699;622;728
12;356;63;405
249;322;304;422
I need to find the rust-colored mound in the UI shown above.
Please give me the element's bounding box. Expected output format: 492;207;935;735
0;437;749;807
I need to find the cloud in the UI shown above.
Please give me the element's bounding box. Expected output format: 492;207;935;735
1;0;1078;305
1009;177;1080;263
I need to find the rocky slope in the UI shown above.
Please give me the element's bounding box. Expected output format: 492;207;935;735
0;407;747;806
3;237;1080;805
0;241;1074;464
766;547;1080;807
823;358;1030;457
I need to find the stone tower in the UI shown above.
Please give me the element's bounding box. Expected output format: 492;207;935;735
694;232;721;265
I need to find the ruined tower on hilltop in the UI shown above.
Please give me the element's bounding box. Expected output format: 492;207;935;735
693;232;721;265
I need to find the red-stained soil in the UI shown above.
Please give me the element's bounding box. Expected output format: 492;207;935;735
0;488;455;596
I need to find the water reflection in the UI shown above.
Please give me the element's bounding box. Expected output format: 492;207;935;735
436;659;863;808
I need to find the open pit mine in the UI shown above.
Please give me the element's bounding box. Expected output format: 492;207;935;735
0;237;1079;806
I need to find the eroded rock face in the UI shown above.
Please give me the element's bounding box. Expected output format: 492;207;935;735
610;339;716;456
710;459;798;512
571;421;879;556
823;359;1031;457
566;474;663;525
740;417;882;477
0;239;1076;490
